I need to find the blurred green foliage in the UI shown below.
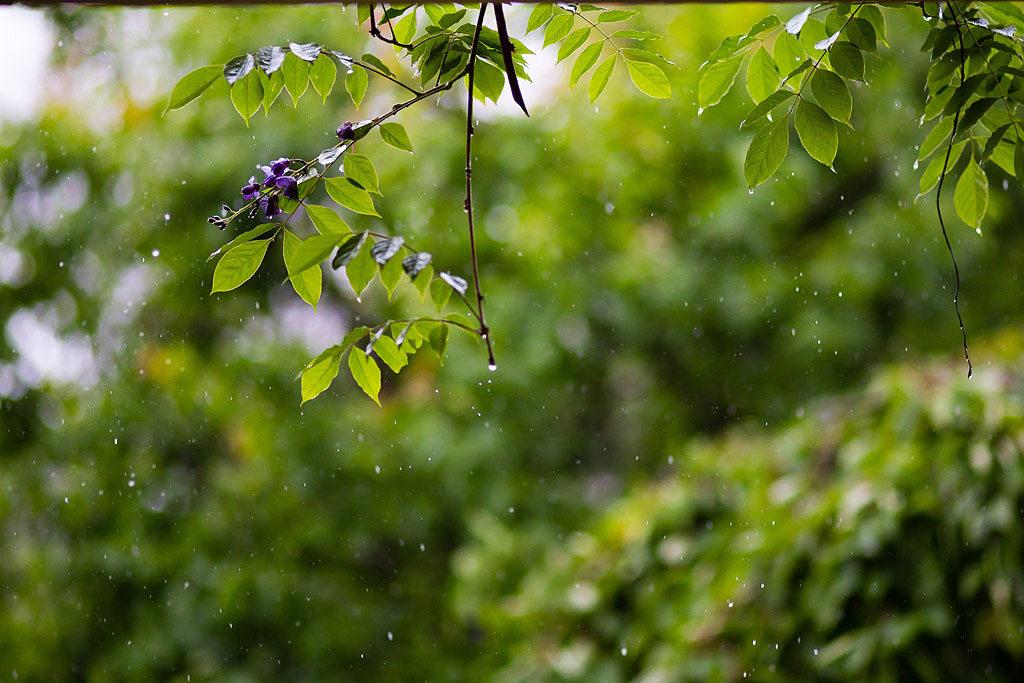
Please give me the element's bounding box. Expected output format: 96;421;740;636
1;3;1023;680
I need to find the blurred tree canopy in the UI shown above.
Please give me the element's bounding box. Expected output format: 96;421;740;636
1;2;1024;681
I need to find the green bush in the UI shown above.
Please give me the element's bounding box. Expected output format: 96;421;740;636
454;331;1024;681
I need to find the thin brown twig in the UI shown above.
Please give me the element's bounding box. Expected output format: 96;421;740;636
465;4;496;370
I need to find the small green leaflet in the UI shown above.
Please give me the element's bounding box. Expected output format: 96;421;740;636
543;14;574;48
557;28;591;64
287;233;347;275
589;55;616;103
699;55;742;110
343;154;380;194
473;60;505;103
164;64;222;114
208;223;278;261
309;54;337;104
916;140;966;200
571;42;603;89
626;60;671;99
744;116;790;189
393;11;417;45
263;70;285;113
346;65;369;108
527;4;554;33
282;52;309;106
954;155;988;230
345;236;377;296
809;69;852;124
379;122;413;153
211;239;271;293
230;70;264;125
371;335;408;373
305;204;351;235
283;231;323;311
794;99;838;167
326;177;380;216
829;41;864;81
917;117;954;162
348;348;382;405
746;47;780;104
300;346;342;403
739;89;795;130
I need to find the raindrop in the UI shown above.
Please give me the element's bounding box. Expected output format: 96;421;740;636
488;363;497;372
163;213;171;221
620;647;627;656
151;249;160;258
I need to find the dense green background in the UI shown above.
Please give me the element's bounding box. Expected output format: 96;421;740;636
1;3;1023;680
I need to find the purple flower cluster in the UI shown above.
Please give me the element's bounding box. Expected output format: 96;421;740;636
337;122;355;141
239;157;299;220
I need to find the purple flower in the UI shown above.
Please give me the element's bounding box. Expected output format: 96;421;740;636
269;174;299;200
259;195;281;219
241;176;261;200
270;157;290;175
337;122;354;140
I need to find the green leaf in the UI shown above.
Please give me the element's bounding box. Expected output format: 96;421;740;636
300;346;342;404
571;42;603;88
917;140;966;199
698;55;743;110
325;177;380;217
918;117;955;162
343;153;380;194
557;28;591;64
527;4;554;33
281;52;309;106
430;276;453;311
309;54;337;104
625;60;671;99
305;204;351;235
740;89;796;130
288;233;346;275
262;69;285;113
473;60;505;103
598;9;638;23
379;122;414;153
543;14;574;48
794;99;838;167
371;335;408;373
211;239;271;293
164;65;222;114
348;348;382;405
394;11;417;45
379;252;405;299
346;65;368;108
282;230;323;311
829;41;864;81
809;69;852;124
954;155;988;229
208;223;277;261
845;18;877;52
746;47;780;105
744;116;790;189
773;32;806;75
589;55;616;103
345;236;377;296
957;98;998;135
428;324;449;360
230;70;264;125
